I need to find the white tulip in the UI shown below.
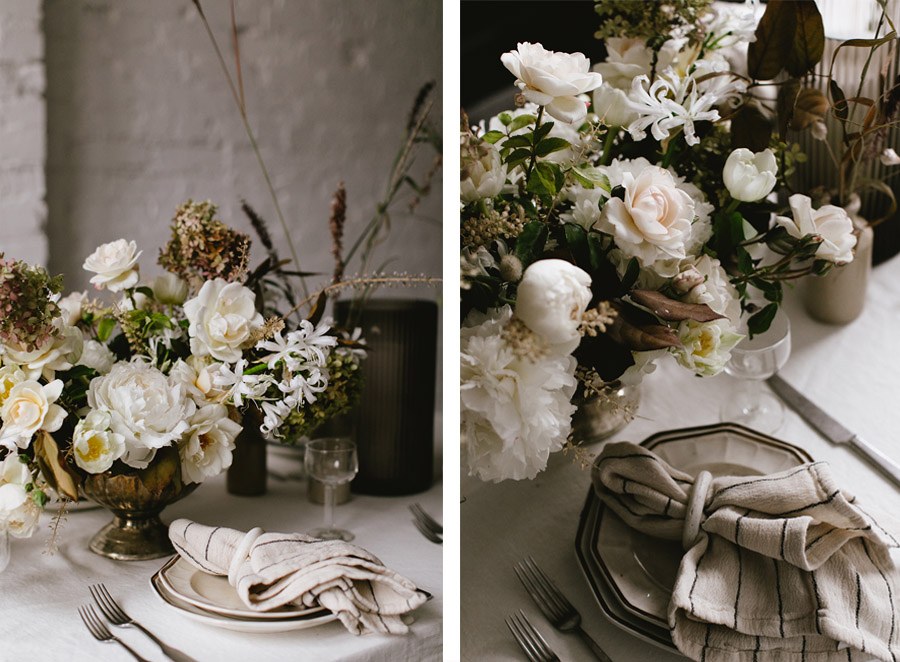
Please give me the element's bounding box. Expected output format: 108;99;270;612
515;259;592;353
723;148;778;202
83;239;141;292
152;273;190;305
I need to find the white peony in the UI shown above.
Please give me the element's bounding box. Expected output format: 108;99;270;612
179;404;241;484
1;321;83;381
152;273;190;305
723;148;778;202
0;379;67;450
673;319;743;377
83;239;142;292
87;361;196;469
57;291;87;326
461;141;507;202
183;279;264;363
0;455;40;538
774;194;857;264
77;340;116;375
501;42;603;124
674;255;742;325
72;410;126;474
515;259;592;353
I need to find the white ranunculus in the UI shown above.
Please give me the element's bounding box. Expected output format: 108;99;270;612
72;410;126;474
77;340;116;375
1;322;83;381
515;259;592;353
0;482;39;538
179;404;242;484
152;273;190;305
461;142;507;203
774;194;857;264
461;306;578;482
87;362;196;469
501;42;603;124
58;291;87;326
675;255;742;325
0;366;25;405
183;279;264;363
673;319;743;377
0;379;66;450
83;239;142;292
596;166;695;267
723;148;777;202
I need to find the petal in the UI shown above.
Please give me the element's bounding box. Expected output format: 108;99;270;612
545;96;587;124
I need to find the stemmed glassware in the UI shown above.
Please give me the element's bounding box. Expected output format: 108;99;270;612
304;438;359;541
720;310;792;434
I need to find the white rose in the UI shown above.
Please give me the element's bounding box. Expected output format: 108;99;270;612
58;291;87;326
675;255;742;325
723;148;778;202
0;366;25;405
72;410;126;474
460;141;507;203
83;239;142;292
501;42;603;124
1;322;83;381
673;319;743;377
179;404;242;484
170;358;230;406
0;483;39;538
87;362;196;469
561;184;608;231
77;340;116;375
775;194;857;264
515;259;592;353
596;166;695;267
153;273;190;305
184;279;264;363
593;84;639;128
0;379;67;450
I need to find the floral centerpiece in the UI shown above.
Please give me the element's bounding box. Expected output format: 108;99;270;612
460;0;864;482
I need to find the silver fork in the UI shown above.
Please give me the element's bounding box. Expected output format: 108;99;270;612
79;604;151;662
409;503;442;544
412;516;443;544
515;557;613;662
506;609;560;662
90;583;199;662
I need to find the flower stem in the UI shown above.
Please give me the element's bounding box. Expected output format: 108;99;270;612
524;106;545;185
599;128;616;166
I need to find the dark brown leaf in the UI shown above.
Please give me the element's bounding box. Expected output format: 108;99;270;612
790;88;829;130
748;0;794;80
785;1;824;78
777;78;802;140
607;314;681;351
33;431;79;501
731;104;773;152
306;291;328;327
630;290;725;323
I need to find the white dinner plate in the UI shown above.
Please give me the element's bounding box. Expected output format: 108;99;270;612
157;556;324;620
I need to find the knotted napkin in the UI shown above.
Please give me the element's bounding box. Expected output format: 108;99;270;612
592;442;900;662
168;519;428;635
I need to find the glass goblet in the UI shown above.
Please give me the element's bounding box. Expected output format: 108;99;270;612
304;438;359;541
719;310;792;434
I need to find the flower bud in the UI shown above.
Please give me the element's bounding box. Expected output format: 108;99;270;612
499;255;524;283
152;273;190;305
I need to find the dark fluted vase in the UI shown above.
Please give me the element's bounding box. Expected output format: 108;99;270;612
226;409;267;496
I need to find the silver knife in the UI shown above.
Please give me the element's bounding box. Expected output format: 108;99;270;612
768;373;900;490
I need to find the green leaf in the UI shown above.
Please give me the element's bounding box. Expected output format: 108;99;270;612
573;164;611;191
135;286;155;300
776;78;801;141
587;233;605;272
534;137;571;157
481;130;504;144
502;135;532;150
526;162;562;197
785;1;824;78
515;220;549;268
564;223;590;271
498;112;512;127
97;317;116;342
748;303;779;337
505;148;531;170
149;312;174;330
532;122;554;145
620;257;640;293
507;114;537;133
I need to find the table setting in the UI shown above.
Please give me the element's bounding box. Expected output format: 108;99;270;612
460;1;900;659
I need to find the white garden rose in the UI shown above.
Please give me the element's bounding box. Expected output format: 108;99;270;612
0;379;66;450
515;259;592;353
461;306;578;482
179;404;242;484
0;482;39;538
674;255;742;325
170;358;230;406
183;279;264;363
83;239;141;292
501;42;603;124
87;361;196;469
723;148;777;202
57;291;87;326
561;184;607;231
460;142;507;203
77;340;116;375
72;410;126;474
1;322;83;381
591;37;660;128
774;194;857;264
596;166;695;267
152;273;190;305
0;366;25;405
673;319;743;377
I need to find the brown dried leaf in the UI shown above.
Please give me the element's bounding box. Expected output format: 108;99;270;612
607;314;681;351
630;290;725;323
33;431;79;501
785;1;824;78
306;291;328;327
790;88;829;131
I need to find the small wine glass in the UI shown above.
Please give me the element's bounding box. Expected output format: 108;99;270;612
304;437;359;541
720;310;792;434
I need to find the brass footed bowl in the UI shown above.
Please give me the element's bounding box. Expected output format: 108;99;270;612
80;446;197;561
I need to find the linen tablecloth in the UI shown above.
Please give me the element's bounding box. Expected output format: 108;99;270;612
461;251;900;662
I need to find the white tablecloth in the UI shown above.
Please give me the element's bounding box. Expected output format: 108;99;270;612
461;252;900;661
1;451;443;661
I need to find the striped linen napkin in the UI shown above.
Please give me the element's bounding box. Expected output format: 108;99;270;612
168;519;428;635
592;442;900;661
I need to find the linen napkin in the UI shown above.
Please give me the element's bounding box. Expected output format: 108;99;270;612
592;441;900;662
168;519;428;635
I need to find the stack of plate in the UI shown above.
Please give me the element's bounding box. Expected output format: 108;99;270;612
575;423;813;653
150;556;338;633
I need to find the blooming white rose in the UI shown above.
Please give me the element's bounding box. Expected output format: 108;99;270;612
72;410;126;474
0;366;25;405
179;404;242;484
152;273;190;305
183;279;264;363
170;358;230;406
83;239;142;292
461;141;507;203
77;340;116;375
673;319;743;377
87;362;196;469
775;194;857;264
461;306;578;482
596;166;695;267
0;476;39;539
515;259;592;353
674;255;742;325
0;379;66;450
57;291;87;326
501;42;603;124
1;322;83;381
723;148;777;202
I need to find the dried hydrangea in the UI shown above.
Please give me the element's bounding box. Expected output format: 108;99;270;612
594;0;712;42
158;200;251;288
0;255;64;352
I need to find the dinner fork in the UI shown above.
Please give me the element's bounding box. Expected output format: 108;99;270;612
515;557;614;662
409;503;442;544
79;604;151;662
506;609;560;662
90;583;199;662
